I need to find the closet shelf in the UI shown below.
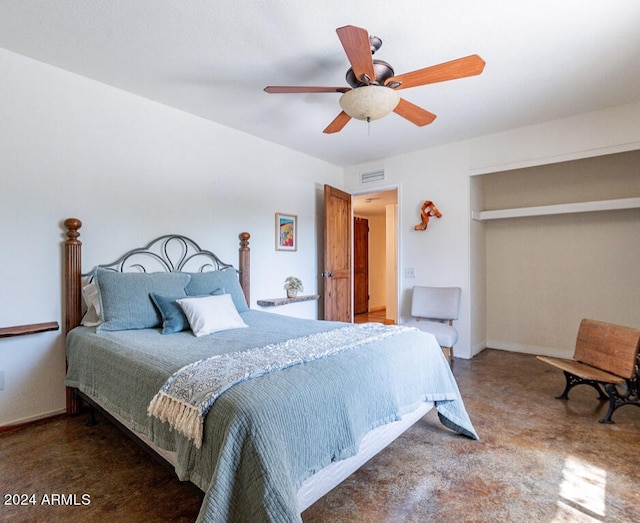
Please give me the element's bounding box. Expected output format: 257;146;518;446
472;197;640;221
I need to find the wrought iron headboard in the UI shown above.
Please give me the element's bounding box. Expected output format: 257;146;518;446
83;234;235;277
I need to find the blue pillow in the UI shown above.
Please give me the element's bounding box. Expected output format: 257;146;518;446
150;288;224;334
94;268;191;332
185;269;249;312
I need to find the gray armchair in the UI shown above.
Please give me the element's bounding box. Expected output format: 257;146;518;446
406;286;461;365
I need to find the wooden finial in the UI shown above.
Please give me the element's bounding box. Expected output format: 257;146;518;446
64;218;82;243
239;232;250;249
238;232;251;306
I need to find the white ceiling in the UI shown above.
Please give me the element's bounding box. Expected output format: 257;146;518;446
2;0;640;167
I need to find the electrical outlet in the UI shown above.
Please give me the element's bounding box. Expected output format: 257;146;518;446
0;371;4;391
405;267;415;278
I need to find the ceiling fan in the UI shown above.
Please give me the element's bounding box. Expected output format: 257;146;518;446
264;25;485;134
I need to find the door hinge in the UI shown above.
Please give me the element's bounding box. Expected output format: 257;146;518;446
322;272;334;278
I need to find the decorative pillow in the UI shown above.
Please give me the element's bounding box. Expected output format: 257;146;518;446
95;268;191;332
150;288;224;335
177;294;248;337
80;282;102;327
185;269;249;312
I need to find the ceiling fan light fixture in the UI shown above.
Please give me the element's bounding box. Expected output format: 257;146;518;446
339;85;400;121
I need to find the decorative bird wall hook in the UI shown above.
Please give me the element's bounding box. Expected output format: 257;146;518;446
414;200;442;230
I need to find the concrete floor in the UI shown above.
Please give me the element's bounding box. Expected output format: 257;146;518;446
1;349;638;522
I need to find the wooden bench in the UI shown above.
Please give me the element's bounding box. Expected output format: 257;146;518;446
537;318;640;423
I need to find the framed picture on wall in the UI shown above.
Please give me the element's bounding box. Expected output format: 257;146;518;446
275;212;297;251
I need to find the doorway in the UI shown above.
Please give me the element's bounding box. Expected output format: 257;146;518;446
352;188;398;324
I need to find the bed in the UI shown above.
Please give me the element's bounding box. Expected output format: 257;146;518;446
61;218;478;522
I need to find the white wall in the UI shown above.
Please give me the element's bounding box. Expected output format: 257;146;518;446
467;103;640;174
0;48;342;427
345;142;473;355
344;102;640;360
469;175;487;354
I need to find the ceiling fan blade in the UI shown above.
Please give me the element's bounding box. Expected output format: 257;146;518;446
336;25;375;84
264;86;350;94
386;54;486;90
323;111;352;134
393;98;437;126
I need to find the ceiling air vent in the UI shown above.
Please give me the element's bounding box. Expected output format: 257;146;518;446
360;169;385;185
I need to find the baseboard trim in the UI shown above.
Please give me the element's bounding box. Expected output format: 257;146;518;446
485;340;571;359
472;342;487;356
0;409;67;435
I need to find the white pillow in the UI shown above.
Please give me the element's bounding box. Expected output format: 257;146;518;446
177;294;248;337
81;282;102;327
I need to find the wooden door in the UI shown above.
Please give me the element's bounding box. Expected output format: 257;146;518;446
353;217;369;314
323;184;352;322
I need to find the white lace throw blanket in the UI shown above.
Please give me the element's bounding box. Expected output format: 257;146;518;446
148;323;414;448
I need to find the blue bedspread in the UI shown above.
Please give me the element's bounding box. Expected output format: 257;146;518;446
65;310;477;522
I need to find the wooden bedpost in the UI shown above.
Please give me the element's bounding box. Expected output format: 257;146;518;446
64;218;83;415
239;232;250;306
